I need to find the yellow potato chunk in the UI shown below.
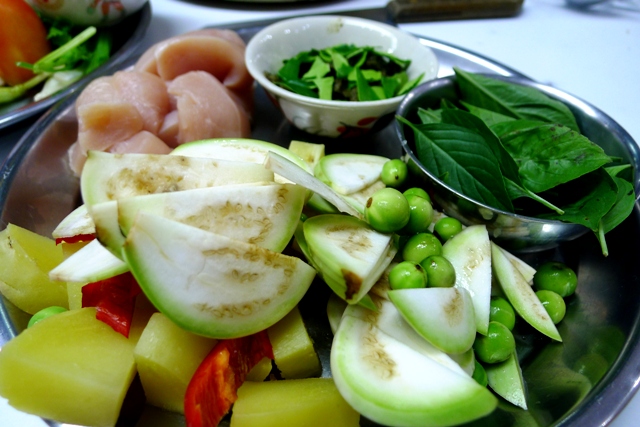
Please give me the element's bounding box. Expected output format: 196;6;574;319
246;357;273;382
133;312;217;413
231;378;360;427
267;306;321;379
0;223;67;314
0;308;136;427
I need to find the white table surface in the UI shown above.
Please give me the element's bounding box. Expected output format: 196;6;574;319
1;0;639;425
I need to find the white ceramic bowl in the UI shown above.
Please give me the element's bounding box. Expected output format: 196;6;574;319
245;15;439;138
27;0;148;27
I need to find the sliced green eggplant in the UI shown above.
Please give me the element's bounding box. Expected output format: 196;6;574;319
500;246;536;284
49;239;128;283
80;151;274;207
264;152;362;218
316;153;388;195
331;302;498;427
485;352;528;410
117;183;305;253
171;138;312;185
51;204;95;240
122;213;316;339
491;242;562;342
389;287;476;355
345;298;467;375
303;214;396;305
442;225;492;335
89;201;125;258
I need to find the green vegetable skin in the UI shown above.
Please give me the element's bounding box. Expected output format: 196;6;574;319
0;19;111;104
398;67;636;256
268;43;424;101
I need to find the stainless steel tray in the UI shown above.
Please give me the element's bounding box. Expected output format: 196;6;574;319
1;8;640;427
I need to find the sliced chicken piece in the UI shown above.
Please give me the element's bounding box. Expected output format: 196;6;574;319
109;131;172;155
135;29;253;113
67;141;87;177
157;110;179;148
167;71;251;145
76;101;144;153
111;70;171;135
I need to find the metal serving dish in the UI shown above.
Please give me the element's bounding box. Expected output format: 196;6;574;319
395;74;640;252
1;9;640;427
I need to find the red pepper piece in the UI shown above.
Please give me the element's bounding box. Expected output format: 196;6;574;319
55;233;96;245
185;330;274;427
82;272;141;338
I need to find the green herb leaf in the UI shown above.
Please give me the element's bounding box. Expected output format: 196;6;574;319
454;68;579;131
355;69;380;101
313;77;335;100
461;101;515;127
492;120;612;193
417;108;441;124
302;56;331;80
397;116;513;211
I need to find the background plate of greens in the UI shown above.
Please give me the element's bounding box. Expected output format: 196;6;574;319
0;2;151;131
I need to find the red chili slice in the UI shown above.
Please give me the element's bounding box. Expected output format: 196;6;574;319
81;272;141;338
184;330;274;427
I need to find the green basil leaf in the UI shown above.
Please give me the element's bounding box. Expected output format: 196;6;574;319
277;78;318;98
461;101;515;127
539;168;617;231
397;117;513;211
493;120;612;193
602;176;636;234
454;68;579;131
278;57;303;81
417;108;441;124
397;72;424;96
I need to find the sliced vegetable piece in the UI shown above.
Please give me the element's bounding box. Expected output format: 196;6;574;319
80;151;274;207
0;308;136;427
171;138;312;186
0;223;67;314
52;204;96;244
303;214;396;304
230;378;360;427
267;306;321;379
134;312;217;414
264;152;362;218
485;352;528;410
491;242;562;341
442;225;492;335
184;330;274;427
49;238;129;283
345;298;466;374
82;272;141;338
118;183;305;253
389;287;476;354
331;305;497;427
122;213;316;339
317;153;388;195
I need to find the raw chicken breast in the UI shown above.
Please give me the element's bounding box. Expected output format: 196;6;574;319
111;71;171;135
109;131;172;155
135;29;253;113
75;71;170;153
167;71;251;145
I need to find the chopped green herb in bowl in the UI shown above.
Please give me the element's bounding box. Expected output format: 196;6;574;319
266;44;424;102
245;16;438;138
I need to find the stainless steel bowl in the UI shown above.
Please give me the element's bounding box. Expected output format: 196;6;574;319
394;74;640;252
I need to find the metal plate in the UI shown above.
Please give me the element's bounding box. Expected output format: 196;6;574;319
0;2;152;131
1;9;639;427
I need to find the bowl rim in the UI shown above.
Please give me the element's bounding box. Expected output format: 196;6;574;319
244;14;438;109
395;73;640;227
